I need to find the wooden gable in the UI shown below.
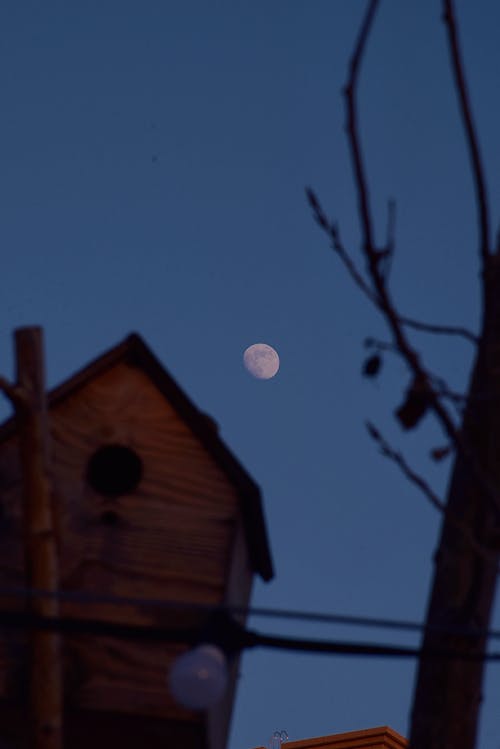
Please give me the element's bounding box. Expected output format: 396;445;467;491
0;333;273;749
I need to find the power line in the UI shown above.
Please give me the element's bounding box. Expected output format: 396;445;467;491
1;584;500;640
0;608;497;662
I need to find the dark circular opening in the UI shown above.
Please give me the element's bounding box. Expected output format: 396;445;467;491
100;510;120;526
86;444;143;497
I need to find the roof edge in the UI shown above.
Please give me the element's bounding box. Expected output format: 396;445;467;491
0;332;274;582
281;726;407;749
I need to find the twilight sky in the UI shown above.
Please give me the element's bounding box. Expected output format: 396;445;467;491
1;2;500;748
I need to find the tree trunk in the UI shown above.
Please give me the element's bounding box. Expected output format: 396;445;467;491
409;258;500;749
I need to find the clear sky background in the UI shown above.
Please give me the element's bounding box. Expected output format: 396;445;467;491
1;1;500;747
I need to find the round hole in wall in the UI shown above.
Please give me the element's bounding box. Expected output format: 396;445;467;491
100;509;120;526
86;444;143;497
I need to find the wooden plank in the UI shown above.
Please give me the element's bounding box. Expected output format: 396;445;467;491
15;327;63;749
0;354;255;733
48;363;241;613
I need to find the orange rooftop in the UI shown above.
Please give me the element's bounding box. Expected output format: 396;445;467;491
252;726;407;749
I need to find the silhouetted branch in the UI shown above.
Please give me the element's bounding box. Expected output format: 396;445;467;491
398;317;478;344
443;0;491;268
344;6;458;424
385;200;396;254
0;376;28;410
366;421;446;513
429;375;467;407
380;199;396;280
308;188;477;344
366;421;496;563
344;0;380;253
364;342;468;418
306;187;377;304
312;1;500;532
343;2;500;521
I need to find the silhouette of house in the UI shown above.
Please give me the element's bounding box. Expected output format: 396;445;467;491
0;333;273;749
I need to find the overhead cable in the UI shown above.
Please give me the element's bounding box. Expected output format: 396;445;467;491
0;584;499;640
0;608;498;662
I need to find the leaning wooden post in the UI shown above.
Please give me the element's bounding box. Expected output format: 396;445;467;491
15;327;63;749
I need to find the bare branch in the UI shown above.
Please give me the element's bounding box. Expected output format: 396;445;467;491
429;374;467;406
343;2;500;521
344;5;459;430
307;189;478;345
344;0;380;254
366;421;496;563
0;376;28;410
399;316;478;344
306;187;377;304
443;0;491;268
380;199;396;280
385;199;396;255
366;421;446;513
364;342;467;418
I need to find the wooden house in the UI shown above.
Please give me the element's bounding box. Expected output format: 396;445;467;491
0;333;273;749
252;727;407;749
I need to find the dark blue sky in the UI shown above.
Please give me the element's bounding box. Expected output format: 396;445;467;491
1;2;500;748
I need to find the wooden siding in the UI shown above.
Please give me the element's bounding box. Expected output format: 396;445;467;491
0;359;247;728
51;362;239;605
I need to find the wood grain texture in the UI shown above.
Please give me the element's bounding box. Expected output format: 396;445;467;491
52;363;238;607
15;327;63;749
0;356;256;744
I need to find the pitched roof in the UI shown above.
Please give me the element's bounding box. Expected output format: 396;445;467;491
0;332;273;581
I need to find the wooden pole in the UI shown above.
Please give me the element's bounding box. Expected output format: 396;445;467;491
15;327;63;749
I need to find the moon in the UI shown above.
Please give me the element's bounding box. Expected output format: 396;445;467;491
243;343;280;380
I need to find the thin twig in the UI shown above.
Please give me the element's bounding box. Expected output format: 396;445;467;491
344;1;500;519
443;0;491;268
344;0;379;254
344;2;460;414
306;187;377;304
399;317;478;344
385;199;396;255
429;374;467;406
379;199;396;280
364;341;467;414
366;422;446;514
308;188;477;344
366;421;496;564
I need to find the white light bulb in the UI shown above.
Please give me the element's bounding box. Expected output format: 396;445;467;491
168;644;229;710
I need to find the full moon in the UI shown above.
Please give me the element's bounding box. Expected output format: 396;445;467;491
243;343;280;380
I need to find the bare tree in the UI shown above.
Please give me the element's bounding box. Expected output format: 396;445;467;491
308;2;500;748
